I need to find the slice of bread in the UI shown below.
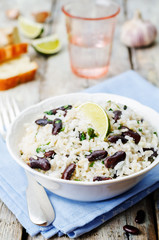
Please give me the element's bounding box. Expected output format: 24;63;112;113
0;56;38;90
0;43;28;63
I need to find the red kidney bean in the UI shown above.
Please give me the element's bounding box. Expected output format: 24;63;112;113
113;110;122;123
93;176;112;181
121;126;141;144
123;225;139;235
62;163;76;180
104;151;126;168
143;148;158;157
135;210;145;224
52;118;62;135
108;135;128;144
86;150;108;162
29;157;51;171
35;118;49;126
44;150;56;159
35;116;53;126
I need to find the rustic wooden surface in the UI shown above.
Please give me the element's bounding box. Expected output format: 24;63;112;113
0;0;159;239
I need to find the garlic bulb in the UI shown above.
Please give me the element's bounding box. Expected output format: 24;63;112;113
120;11;157;48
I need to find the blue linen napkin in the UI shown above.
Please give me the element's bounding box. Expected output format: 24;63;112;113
0;70;159;238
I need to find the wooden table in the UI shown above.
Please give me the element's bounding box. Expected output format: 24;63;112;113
0;0;159;239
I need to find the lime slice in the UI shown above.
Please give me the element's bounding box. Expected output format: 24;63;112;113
32;34;61;55
18;16;44;39
79;102;110;139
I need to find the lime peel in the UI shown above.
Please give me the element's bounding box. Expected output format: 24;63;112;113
32;34;61;55
18;16;44;39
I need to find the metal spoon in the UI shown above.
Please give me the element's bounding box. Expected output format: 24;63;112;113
26;172;55;226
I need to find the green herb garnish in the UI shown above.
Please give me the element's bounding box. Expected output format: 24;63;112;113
123;105;127;110
107;100;111;103
154;132;158;136
46;142;50;145
36;147;45;153
44;110;53;115
79;132;86;141
87;128;98;140
137;120;140;124
89;161;95;167
60;127;65;132
118;124;122;130
108;108;113;111
55;119;61;124
36;147;41;153
108;145;112;148
102;160;105;164
138;128;142;132
74;179;81;181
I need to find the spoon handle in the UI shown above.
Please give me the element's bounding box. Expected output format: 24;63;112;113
26;171;55;226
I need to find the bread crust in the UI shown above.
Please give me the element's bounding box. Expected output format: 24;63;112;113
0;43;28;63
0;63;38;90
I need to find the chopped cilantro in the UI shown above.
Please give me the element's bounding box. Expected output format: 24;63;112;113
36;147;41;153
138;128;142;132
36;147;45;153
108;145;112;148
74;179;81;181
123;105;127;110
87;128;98;140
108;108;113;111
55;119;61;124
89;161;95;167
60;127;65;132
154;132;158;136
46;142;50;145
102;160;105;164
137;120;140;124
44;110;53;115
79;132;86;141
89;150;93;153
118;124;122;130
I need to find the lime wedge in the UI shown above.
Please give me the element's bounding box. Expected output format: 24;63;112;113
18;16;44;39
79;102;110;139
32;34;61;55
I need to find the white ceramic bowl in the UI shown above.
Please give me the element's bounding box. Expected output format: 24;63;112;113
6;93;159;202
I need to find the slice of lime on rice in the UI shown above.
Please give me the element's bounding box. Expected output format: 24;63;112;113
79;102;110;139
18;16;44;39
32;34;61;55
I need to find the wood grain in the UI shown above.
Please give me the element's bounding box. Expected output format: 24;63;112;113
0;201;23;240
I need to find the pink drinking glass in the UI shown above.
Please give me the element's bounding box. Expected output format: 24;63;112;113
62;0;120;79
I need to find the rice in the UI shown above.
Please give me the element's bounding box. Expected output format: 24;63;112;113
19;100;159;182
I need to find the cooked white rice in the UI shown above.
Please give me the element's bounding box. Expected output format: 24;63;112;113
19;100;159;182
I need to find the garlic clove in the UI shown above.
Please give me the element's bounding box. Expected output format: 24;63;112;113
120;10;157;48
6;9;20;20
32;11;50;23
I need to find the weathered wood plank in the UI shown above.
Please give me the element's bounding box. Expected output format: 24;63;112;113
126;0;159;86
0;200;23;240
154;189;159;239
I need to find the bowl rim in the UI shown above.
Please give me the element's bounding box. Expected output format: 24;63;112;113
6;92;159;186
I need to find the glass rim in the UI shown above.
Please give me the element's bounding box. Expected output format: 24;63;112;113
62;1;120;21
